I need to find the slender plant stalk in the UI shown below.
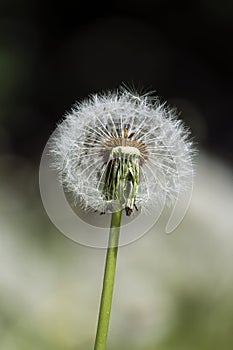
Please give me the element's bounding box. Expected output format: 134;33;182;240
94;210;122;350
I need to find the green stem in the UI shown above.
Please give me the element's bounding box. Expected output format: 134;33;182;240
94;210;122;350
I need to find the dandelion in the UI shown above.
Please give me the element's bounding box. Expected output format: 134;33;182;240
51;88;193;216
50;87;194;350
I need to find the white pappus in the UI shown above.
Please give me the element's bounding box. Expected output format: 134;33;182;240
50;87;194;216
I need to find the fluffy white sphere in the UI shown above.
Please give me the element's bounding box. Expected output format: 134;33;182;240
50;88;194;214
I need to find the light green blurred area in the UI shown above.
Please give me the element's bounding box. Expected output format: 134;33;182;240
0;153;233;350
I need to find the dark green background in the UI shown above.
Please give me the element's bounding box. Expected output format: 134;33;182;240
0;0;232;165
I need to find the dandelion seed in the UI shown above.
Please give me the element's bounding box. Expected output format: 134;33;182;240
50;87;194;216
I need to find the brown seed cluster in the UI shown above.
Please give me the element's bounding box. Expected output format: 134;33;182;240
100;128;148;164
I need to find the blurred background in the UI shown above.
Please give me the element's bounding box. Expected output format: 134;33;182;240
0;1;233;349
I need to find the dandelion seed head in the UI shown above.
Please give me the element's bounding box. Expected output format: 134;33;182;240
50;87;194;215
